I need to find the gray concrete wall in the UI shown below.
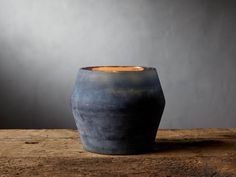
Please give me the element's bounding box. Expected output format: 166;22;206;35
0;0;235;128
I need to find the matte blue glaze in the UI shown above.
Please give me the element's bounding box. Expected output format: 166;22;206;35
71;66;165;154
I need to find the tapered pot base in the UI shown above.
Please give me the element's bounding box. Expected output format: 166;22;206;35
81;135;153;155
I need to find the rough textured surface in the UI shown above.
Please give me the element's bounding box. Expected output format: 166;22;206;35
71;67;165;154
0;129;235;177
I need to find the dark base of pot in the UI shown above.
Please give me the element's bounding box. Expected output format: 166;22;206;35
80;135;153;155
83;146;153;155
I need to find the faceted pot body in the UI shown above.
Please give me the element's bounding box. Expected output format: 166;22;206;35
71;66;165;154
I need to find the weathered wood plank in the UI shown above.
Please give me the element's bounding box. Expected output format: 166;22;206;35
0;129;235;177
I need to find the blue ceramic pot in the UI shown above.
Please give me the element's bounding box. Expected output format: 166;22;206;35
71;66;165;154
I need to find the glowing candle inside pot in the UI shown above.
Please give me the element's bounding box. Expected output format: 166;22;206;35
91;66;144;72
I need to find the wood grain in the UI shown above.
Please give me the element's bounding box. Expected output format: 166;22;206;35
0;129;235;177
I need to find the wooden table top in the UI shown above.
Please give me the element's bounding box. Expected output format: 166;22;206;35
0;129;235;177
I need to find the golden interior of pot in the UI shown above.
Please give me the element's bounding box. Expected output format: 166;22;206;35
91;66;144;72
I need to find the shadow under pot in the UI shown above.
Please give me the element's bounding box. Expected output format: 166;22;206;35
71;66;165;154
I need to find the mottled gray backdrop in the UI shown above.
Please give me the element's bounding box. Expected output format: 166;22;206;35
0;0;236;128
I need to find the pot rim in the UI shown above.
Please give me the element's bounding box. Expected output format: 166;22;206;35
80;66;156;73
